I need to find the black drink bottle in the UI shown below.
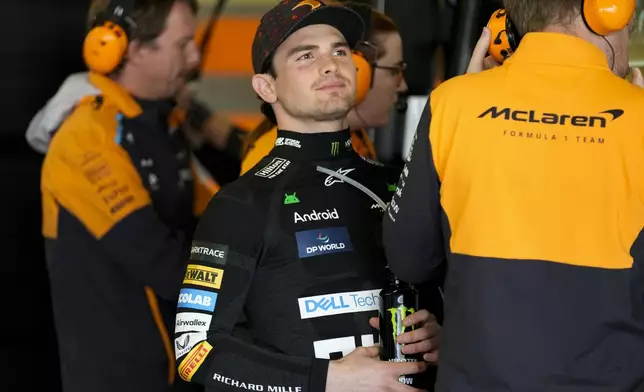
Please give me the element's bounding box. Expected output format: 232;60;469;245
379;270;421;386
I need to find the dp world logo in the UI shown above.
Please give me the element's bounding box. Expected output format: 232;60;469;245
295;226;353;258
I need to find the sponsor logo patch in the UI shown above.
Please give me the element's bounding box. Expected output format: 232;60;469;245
294;208;340;223
298;289;381;319
178;341;212;381
255;157;291;179
175;312;212;333
275;137;301;148
183;264;224;289
178;288;218;312
324;167;355;186
175;331;208;359
295;226;353;258
190;241;228;265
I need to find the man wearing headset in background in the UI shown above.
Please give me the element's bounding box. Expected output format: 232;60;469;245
173;1;441;391
383;0;644;391
38;0;224;391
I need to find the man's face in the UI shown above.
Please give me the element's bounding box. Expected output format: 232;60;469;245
356;32;408;127
133;1;200;98
269;24;357;122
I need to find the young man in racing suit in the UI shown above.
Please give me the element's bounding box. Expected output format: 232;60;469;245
173;1;441;391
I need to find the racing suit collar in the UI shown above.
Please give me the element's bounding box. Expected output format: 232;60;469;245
88;72;143;118
272;128;355;160
505;32;610;70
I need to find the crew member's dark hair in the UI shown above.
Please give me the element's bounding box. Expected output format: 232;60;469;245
502;0;580;35
87;0;198;44
242;3;399;158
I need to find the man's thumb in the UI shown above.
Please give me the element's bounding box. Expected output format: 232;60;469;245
631;67;644;88
360;346;381;357
466;27;492;74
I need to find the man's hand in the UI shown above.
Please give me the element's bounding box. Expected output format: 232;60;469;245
466;27;501;74
325;346;427;392
369;309;441;364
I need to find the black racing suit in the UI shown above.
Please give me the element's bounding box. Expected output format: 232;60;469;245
174;129;438;391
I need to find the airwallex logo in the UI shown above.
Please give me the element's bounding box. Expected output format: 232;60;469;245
478;106;624;128
298;289;381;319
295;226;353;258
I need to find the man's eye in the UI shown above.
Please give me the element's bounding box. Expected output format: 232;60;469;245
334;49;349;56
297;53;313;60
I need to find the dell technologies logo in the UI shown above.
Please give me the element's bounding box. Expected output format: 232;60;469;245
478;106;624;128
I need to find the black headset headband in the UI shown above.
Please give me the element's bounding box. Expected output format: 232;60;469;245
95;0;136;30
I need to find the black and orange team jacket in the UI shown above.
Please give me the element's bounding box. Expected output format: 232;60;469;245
41;72;223;392
384;33;644;391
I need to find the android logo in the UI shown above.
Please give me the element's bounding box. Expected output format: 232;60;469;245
284;193;300;205
387;183;397;192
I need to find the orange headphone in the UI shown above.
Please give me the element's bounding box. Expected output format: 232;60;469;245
487;0;636;63
352;45;375;105
83;0;136;74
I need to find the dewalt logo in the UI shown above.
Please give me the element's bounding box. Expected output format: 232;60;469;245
183;264;224;290
478;106;624;128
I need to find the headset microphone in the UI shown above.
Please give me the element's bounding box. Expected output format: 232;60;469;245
395;98;407;113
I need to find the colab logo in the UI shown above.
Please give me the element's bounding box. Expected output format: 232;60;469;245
478;106;624;128
295;226;353;258
294;208;340;223
177;288;218;312
298;289;380;319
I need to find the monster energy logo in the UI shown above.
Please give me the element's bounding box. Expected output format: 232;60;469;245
388;306;415;344
331;142;340;156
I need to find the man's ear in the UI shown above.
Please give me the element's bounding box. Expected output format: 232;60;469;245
125;40;146;66
252;74;277;104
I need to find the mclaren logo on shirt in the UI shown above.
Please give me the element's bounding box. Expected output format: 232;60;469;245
294;208;340;223
295;226;353;258
478;106;624;128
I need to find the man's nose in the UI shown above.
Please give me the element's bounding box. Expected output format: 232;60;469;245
320;55;339;75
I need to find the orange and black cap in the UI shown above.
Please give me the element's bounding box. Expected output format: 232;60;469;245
251;0;365;74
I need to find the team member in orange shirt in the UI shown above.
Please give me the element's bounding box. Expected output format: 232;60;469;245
384;1;644;391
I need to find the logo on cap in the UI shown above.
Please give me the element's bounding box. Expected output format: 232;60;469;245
292;0;322;11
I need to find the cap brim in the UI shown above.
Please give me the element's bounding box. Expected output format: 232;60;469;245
285;6;365;50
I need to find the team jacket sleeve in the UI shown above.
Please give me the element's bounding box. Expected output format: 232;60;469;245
44;138;187;301
174;191;329;392
383;97;445;284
